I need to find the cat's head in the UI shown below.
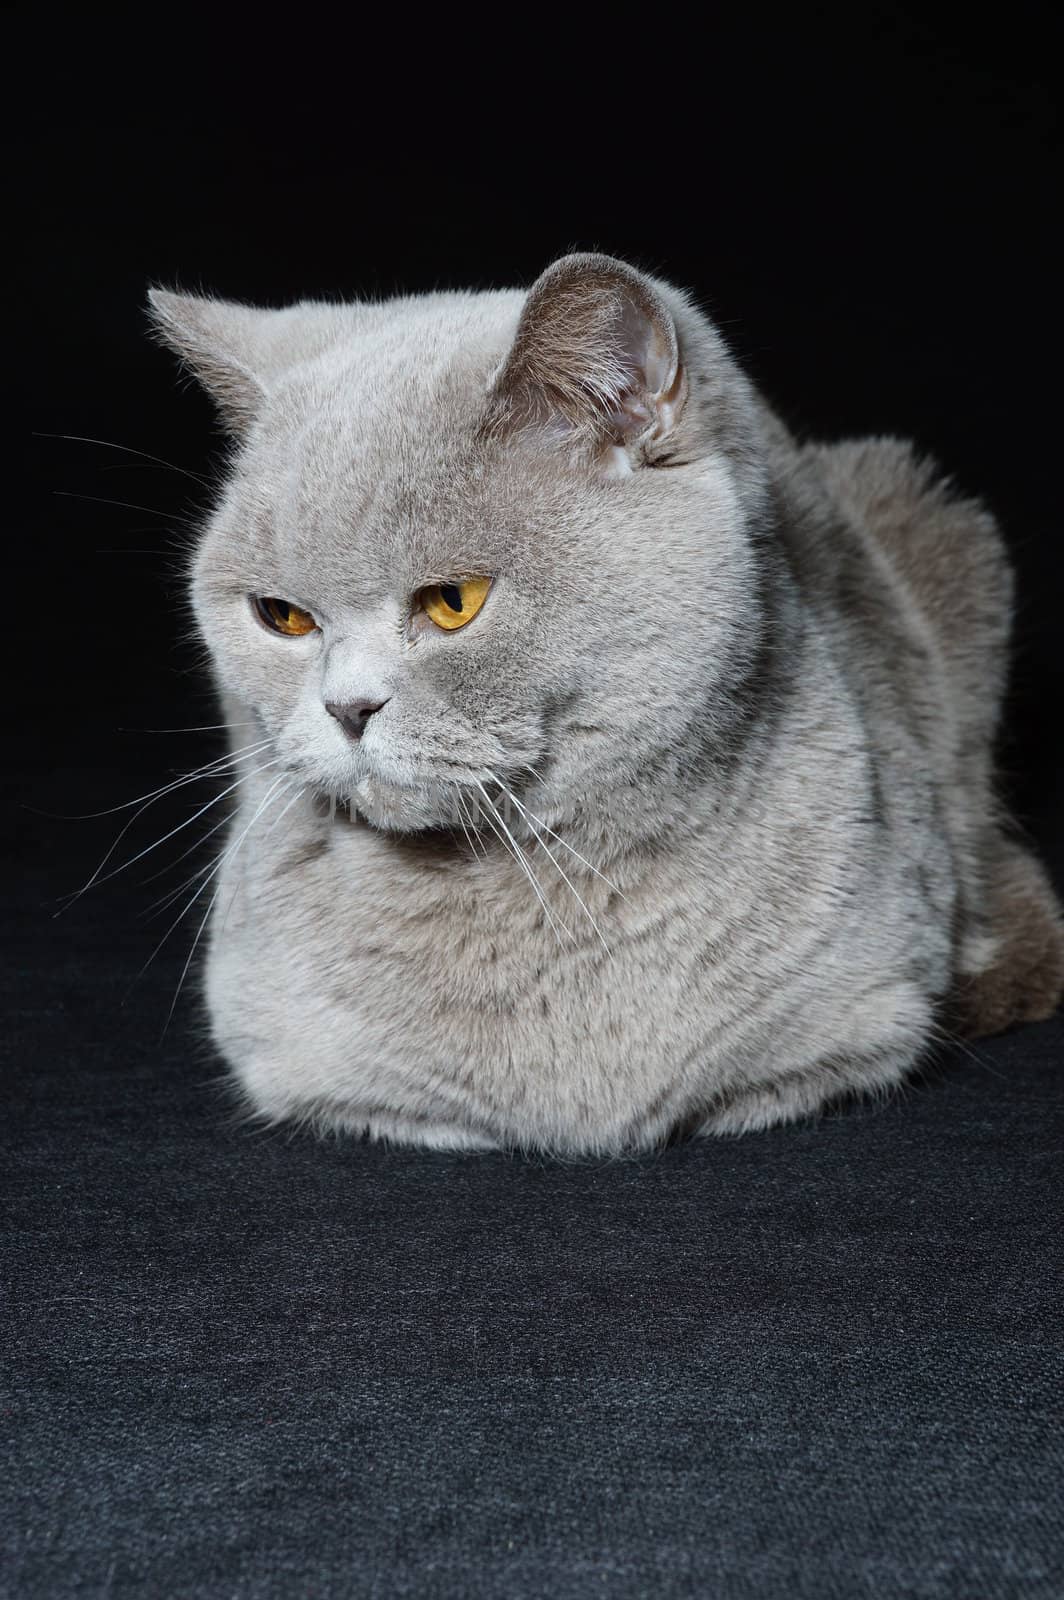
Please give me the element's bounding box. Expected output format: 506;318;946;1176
150;254;771;840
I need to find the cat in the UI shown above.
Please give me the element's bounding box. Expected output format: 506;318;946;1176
148;252;1063;1154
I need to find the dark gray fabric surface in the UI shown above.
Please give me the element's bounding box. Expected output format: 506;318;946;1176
3;820;1063;1599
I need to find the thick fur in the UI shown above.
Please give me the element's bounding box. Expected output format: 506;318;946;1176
149;256;1063;1155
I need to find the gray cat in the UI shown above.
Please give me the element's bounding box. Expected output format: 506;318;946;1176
149;253;1063;1153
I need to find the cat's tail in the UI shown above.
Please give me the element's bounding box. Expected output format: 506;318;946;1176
949;834;1064;1039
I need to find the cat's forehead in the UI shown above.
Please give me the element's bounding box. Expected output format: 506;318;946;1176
237;321;577;586
283;365;489;513
333;302;508;436
277;408;512;575
288;294;515;440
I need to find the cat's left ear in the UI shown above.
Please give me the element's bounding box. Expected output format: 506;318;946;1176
147;290;272;433
485;253;688;468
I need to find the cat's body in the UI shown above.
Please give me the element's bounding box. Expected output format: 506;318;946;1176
150;255;1063;1154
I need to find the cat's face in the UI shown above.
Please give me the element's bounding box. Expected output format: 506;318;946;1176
154;257;764;833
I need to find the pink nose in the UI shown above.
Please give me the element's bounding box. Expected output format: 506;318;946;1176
325;699;388;740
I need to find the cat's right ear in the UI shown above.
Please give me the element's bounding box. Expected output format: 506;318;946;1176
147;290;269;433
483;253;688;470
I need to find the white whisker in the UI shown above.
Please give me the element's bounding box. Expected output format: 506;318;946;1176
133;774;291;1024
501;787;614;960
66;764;280;910
117;722;260;734
160;886;223;1037
144;780;305;922
162;779;302;1033
139;806;236;891
486;770;630;904
53;489;181;520
33;431;210;487
261;783;308;842
56;747;278;914
143;846;226;921
214;783;309;943
473;780;573;946
452;787;485;859
47;735;274;821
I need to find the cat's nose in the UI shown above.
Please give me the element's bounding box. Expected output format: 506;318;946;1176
325;698;389;740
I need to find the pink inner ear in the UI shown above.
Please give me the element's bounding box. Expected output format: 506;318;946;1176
618;296;670;392
587;295;685;446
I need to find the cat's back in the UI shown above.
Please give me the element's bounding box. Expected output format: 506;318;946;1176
805;435;1013;713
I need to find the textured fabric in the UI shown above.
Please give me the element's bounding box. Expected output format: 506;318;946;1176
3;803;1063;1599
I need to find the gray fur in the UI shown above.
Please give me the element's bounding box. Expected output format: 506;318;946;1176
148;254;1063;1154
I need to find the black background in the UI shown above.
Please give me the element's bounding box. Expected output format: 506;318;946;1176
19;8;1062;869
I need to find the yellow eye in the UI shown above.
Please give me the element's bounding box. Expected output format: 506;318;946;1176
253;596;319;637
418;576;492;631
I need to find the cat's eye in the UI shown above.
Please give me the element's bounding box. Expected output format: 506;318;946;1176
418;576;492;631
253;596;319;637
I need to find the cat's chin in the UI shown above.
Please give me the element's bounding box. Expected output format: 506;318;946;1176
335;773;453;835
